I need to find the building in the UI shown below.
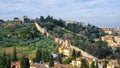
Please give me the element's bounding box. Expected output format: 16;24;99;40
101;27;112;34
97;59;107;68
101;35;120;48
11;61;21;68
30;62;49;68
71;57;82;68
59;40;72;57
107;60;119;68
54;63;73;68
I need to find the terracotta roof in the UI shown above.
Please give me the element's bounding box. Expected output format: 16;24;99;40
54;63;73;68
30;63;48;68
11;62;20;66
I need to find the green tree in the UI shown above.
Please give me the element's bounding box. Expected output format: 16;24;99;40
58;54;62;64
3;51;6;68
5;55;11;68
80;59;89;68
63;59;71;64
49;54;54;67
21;56;30;68
90;61;95;68
12;47;17;61
43;49;50;62
33;48;42;62
72;49;76;58
40;16;45;22
95;62;99;68
77;51;81;57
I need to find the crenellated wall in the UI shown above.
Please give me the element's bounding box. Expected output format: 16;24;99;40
35;22;95;59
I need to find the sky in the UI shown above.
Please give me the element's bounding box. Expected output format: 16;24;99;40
0;0;120;27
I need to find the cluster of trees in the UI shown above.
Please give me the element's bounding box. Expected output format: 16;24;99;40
0;47;30;68
0;23;57;52
33;48;55;67
33;48;50;62
0;52;11;68
72;50;81;58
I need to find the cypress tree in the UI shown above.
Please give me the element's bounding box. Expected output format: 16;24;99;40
72;49;76;57
33;48;42;62
3;51;6;68
25;58;30;68
12;47;17;61
58;54;62;64
21;56;30;68
80;59;89;68
95;62;99;68
43;49;49;62
77;51;81;57
49;54;54;67
90;61;95;68
5;56;11;68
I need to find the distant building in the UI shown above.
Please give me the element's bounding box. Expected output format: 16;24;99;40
101;35;120;48
23;16;30;23
100;27;112;34
107;60;119;68
64;20;84;26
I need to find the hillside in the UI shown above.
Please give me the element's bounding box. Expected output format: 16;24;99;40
0;22;57;59
0;16;120;61
36;16;112;59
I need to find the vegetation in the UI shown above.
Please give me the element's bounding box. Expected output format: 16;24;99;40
0;52;11;68
80;59;89;68
21;56;30;68
36;15;112;59
12;47;17;61
33;48;50;62
49;54;54;67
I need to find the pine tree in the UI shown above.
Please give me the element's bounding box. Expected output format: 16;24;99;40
12;47;17;61
80;59;89;68
90;61;95;68
49;54;54;67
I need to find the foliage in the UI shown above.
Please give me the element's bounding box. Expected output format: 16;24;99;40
58;54;62;64
80;59;89;68
63;59;71;64
0;52;11;68
21;56;30;68
90;61;95;68
33;48;50;62
49;54;54;67
0;23;57;52
12;47;17;61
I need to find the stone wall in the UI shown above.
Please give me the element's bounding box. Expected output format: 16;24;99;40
35;22;95;59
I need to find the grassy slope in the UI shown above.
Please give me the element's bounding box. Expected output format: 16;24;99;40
0;23;57;59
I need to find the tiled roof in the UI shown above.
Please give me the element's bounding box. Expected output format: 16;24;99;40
11;62;20;66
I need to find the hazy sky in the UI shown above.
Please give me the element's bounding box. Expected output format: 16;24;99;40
0;0;120;27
